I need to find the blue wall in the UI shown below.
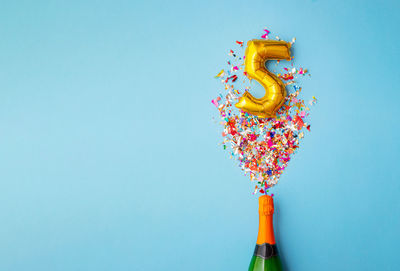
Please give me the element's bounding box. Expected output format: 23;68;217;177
0;0;399;270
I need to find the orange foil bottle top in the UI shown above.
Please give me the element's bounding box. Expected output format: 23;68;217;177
249;195;282;270
256;195;276;245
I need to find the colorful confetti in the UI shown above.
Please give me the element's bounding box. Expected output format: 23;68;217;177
212;29;316;195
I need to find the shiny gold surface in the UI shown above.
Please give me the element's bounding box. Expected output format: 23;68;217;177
235;40;291;118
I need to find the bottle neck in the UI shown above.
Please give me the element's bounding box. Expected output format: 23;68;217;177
256;213;276;245
256;195;276;245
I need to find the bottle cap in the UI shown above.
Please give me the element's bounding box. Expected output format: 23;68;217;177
258;195;274;216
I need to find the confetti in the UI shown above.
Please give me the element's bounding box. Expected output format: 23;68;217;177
261;29;270;39
236;40;244;47
215;70;225;78
212;28;317;195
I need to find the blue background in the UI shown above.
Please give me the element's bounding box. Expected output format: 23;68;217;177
0;0;399;270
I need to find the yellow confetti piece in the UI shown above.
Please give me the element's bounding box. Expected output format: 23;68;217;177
214;69;225;78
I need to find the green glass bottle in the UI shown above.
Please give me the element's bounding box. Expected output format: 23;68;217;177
248;195;282;271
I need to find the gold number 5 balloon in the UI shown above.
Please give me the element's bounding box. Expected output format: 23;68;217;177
235;40;291;118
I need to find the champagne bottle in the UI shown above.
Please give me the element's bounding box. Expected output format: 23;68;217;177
248;195;283;271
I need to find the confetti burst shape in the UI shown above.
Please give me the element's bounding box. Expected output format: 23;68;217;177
212;29;316;195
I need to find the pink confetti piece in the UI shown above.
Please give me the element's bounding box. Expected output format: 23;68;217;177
211;97;221;107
